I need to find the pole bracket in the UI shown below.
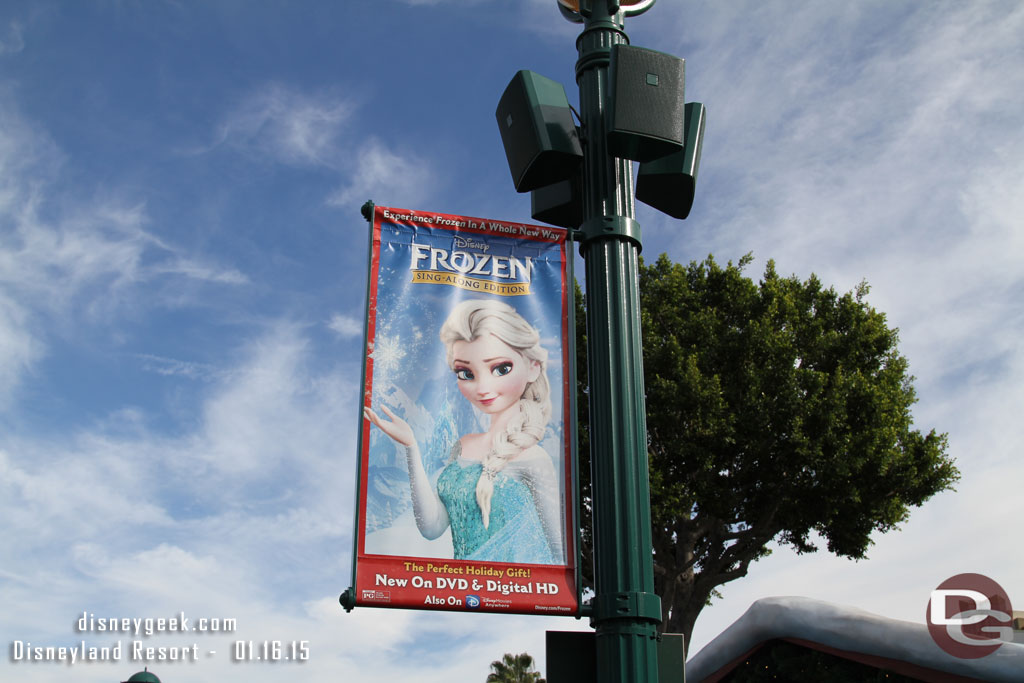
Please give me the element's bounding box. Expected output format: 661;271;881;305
591;590;662;625
579;215;642;249
339;588;356;613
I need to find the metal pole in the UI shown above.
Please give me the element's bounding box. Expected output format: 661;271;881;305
574;3;662;682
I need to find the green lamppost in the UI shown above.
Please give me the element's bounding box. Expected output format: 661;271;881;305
569;2;661;682
565;5;659;683
496;1;704;680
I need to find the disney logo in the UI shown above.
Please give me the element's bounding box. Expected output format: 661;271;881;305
453;236;490;253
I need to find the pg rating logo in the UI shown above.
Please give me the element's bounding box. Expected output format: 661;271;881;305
927;573;1014;659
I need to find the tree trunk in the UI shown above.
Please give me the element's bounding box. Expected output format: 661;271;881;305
667;596;706;657
662;573;711;657
653;516;770;656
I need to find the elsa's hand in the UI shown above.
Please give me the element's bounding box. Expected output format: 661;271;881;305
363;404;415;447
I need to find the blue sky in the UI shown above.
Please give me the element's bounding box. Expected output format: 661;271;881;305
1;1;1022;681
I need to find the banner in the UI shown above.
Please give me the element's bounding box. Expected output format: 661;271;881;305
350;205;577;616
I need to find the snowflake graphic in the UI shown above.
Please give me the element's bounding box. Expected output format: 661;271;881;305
371;333;407;379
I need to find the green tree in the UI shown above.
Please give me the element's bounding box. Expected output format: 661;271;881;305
575;254;957;649
486;652;545;683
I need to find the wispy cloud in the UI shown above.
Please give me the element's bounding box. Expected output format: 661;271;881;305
327;312;363;339
0;20;25;55
136;353;220;380
212;84;353;168
640;3;1024;395
0;319;349;603
328;138;437;209
209;85;436;210
0;294;42;409
0;93;250;407
151;257;249;285
191;322;338;475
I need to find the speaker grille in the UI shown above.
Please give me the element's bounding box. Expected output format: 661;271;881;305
608;45;685;162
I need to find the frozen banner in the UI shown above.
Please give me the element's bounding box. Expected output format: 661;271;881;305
350;204;577;616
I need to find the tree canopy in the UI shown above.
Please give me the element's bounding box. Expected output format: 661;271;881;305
575;253;958;647
486;652;545;683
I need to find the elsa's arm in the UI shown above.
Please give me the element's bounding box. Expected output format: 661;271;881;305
402;442;450;539
364;406;449;539
518;447;565;561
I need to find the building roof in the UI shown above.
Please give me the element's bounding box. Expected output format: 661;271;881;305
685;596;1024;683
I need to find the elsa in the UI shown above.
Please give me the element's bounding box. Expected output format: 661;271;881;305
364;299;564;564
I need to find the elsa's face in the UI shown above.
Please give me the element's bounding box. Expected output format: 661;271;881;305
450;333;539;418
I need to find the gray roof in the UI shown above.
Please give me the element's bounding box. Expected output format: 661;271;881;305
686;596;1024;683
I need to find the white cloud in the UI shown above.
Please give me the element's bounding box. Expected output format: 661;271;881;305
0;20;25;55
645;3;1023;254
0;95;67;403
210;85;438;210
0;296;42;408
137;353;220;380
213;84;353;168
328;138;437;209
327;312;363;339
0;444;173;555
4;197;249;323
195;323;324;474
0;318;350;619
151;257;249;285
0;92;250;407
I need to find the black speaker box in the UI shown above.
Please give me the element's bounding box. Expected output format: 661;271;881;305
607;45;686;162
496;70;583;193
636;102;706;219
531;168;583;229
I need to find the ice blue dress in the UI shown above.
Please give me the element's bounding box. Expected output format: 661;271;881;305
436;454;556;564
